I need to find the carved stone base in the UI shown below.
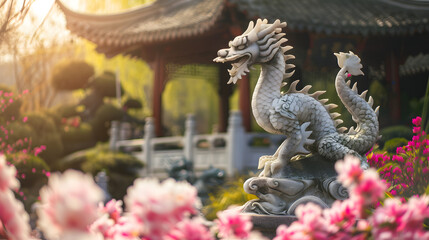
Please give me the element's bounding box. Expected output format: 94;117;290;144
242;154;348;215
245;213;297;239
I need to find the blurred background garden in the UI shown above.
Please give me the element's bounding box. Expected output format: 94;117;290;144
0;0;428;222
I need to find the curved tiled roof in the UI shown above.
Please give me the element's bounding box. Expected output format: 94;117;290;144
400;53;429;76
57;0;429;52
56;0;225;48
230;0;429;36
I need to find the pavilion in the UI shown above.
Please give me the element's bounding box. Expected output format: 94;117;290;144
57;0;429;136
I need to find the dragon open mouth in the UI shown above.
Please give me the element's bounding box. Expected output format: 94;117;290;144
214;54;250;84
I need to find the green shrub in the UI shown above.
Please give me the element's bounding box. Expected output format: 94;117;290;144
55;103;79;118
94;104;124;123
203;177;257;220
6;153;50;212
382;137;408;154
25;112;64;166
6;152;50;188
124;98;142;109
89;71;123;98
82;149;143;176
0;85;22;120
0;98;22;120
61;122;93;142
91;104;124;141
80;144;143;199
51;60;94;91
61;122;95;155
42;110;62;130
25;112;57;135
379;125;413;148
1;122;36;151
37;132;64;166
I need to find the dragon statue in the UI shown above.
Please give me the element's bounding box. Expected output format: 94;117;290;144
214;19;379;215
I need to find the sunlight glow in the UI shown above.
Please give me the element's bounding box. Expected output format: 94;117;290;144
31;0;55;20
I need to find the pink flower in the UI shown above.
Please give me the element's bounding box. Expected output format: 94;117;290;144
275;203;329;240
402;196;429;230
166;218;214;240
215;207;253;239
0;155;19;191
0;191;31;240
124;178;198;239
107;216;140;240
100;199;123;223
37;170;103;240
413;127;421;134
335;155;363;187
323;198;360;233
412;116;422;126
22;116;27;123
370;196;429;239
90;214;114;238
351;169;386;206
370;198;409;239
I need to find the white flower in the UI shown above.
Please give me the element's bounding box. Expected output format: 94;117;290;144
37;170;103;240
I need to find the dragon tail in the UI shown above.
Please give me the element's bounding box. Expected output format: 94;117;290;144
334;52;379;154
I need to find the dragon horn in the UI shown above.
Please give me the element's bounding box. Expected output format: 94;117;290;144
242;21;255;35
257;19;286;39
247;19;264;42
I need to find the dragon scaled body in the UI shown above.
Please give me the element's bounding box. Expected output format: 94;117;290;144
214;19;379;177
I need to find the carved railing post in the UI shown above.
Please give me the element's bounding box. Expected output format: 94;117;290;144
144;117;155;175
109;121;120;151
95;171;111;203
227;111;246;176
184;114;196;163
119;122;132;140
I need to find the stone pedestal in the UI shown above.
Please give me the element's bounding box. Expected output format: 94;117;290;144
242;154;348;215
246;214;297;239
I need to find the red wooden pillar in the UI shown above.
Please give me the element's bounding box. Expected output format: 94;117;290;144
218;64;233;132
153;52;166;137
385;51;401;124
239;75;251;132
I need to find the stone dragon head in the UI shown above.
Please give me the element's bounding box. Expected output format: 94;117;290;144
214;19;288;84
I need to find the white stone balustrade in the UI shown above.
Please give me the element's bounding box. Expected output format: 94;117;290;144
113;111;285;178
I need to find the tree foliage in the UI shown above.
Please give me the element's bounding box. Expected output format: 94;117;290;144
0;0;34;44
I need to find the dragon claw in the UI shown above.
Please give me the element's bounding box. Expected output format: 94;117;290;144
258;155;277;169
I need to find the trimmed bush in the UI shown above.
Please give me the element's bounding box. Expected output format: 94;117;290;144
379;125;414;148
25;112;57;135
6;152;50;212
25;112;64;166
55;103;79;118
382;137;408;154
123;98;142;109
51;60;95;91
61;122;95;155
1;122;36;151
0;98;22;120
91;104;124;141
89;71;123;98
42;110;62;130
80;144;143;199
6;152;50;188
